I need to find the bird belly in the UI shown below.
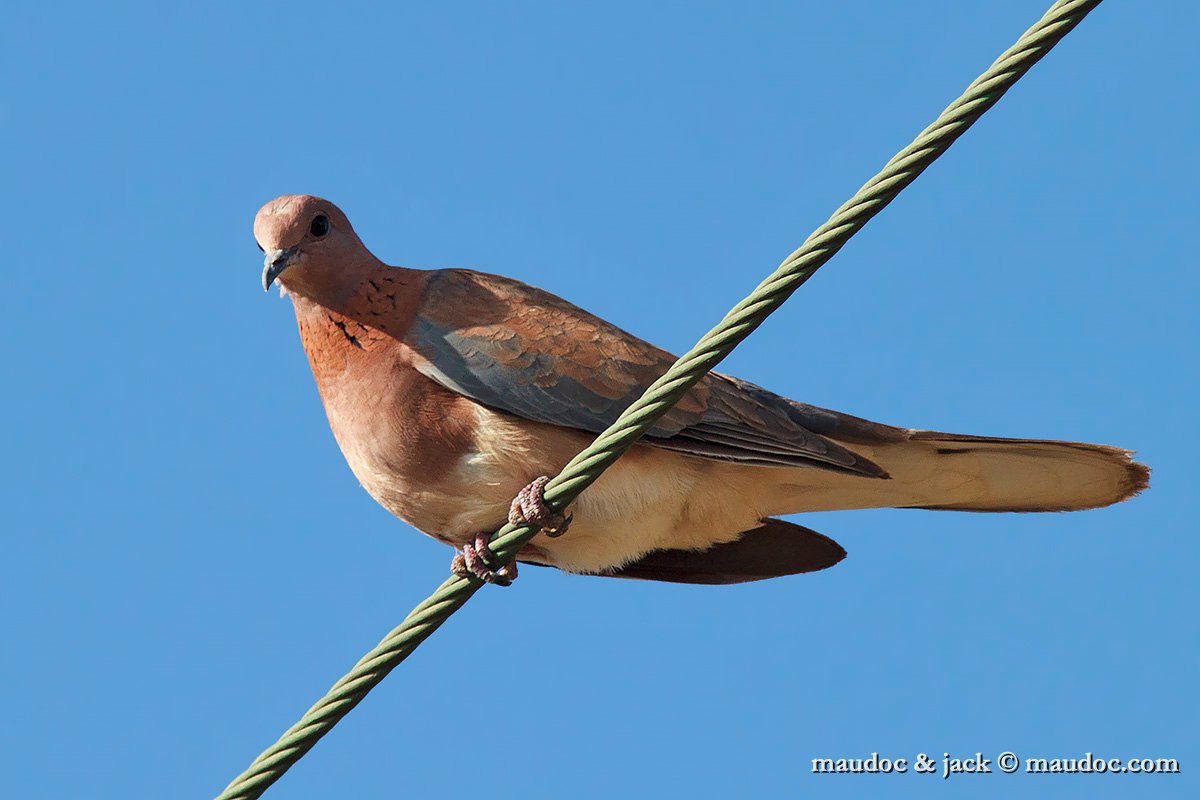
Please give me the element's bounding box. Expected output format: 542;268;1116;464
445;407;771;574
322;373;770;573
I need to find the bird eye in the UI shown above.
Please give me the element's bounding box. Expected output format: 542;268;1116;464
310;214;330;238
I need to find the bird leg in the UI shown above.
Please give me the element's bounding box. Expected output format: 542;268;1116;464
508;475;572;538
451;533;518;586
450;476;568;585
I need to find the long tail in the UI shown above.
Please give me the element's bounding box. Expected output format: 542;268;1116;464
767;430;1149;514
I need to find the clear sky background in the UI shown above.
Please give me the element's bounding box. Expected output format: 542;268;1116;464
3;2;1196;798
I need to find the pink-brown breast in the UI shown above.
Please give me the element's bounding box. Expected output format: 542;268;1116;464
290;293;492;538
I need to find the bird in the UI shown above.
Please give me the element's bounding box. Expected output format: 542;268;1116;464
254;194;1149;585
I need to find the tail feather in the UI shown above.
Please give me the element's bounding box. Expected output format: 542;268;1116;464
904;431;1149;511
767;430;1149;514
605;517;846;584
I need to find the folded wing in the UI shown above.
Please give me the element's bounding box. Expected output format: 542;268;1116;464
408;269;891;477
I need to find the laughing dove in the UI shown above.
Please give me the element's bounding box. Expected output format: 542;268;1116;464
254;195;1148;585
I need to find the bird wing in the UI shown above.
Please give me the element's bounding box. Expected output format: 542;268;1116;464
407;269;890;476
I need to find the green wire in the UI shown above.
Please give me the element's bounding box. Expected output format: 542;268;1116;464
217;2;1104;797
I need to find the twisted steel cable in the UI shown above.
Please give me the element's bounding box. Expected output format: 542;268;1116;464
217;2;1103;796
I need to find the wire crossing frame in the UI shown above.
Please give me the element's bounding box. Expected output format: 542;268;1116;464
217;2;1104;797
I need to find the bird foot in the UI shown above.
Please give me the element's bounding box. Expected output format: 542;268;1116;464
451;533;518;586
508;476;572;537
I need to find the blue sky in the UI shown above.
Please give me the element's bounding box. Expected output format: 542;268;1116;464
3;2;1196;798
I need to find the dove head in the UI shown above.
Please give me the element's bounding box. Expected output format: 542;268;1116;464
254;195;375;301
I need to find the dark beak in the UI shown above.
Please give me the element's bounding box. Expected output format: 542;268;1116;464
262;247;299;291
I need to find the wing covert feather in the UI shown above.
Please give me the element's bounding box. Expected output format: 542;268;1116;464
408;269;887;476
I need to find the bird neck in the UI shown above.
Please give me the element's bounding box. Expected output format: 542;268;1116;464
287;262;427;405
287;260;427;342
279;253;374;311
